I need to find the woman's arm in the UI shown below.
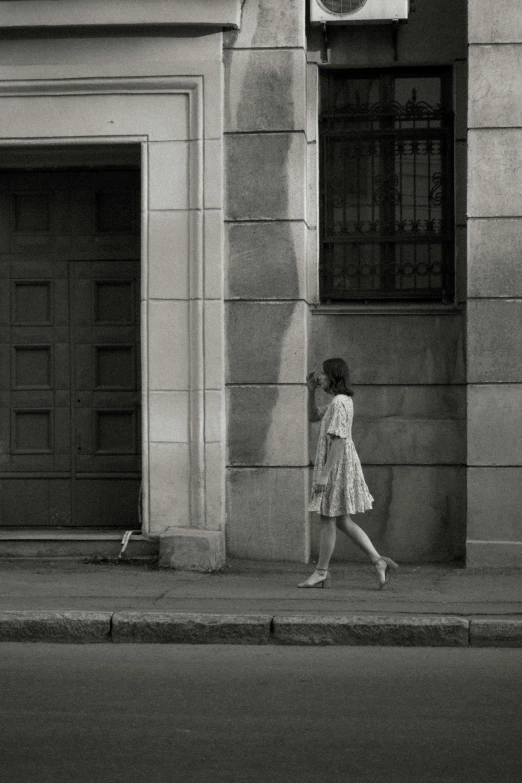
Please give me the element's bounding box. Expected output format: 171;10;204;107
313;436;345;490
307;372;322;422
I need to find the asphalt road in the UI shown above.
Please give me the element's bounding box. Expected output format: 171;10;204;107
0;645;521;783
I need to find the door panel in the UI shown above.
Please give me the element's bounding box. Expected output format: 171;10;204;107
1;256;72;482
0;479;71;527
73;260;141;477
73;479;141;528
0;256;72;524
0;169;141;528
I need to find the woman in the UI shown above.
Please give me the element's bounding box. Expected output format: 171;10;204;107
298;357;398;590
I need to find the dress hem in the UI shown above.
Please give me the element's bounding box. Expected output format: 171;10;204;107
308;495;374;517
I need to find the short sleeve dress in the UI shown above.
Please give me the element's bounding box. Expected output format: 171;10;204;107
308;394;374;517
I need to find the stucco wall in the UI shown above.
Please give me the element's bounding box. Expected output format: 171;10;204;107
467;0;522;567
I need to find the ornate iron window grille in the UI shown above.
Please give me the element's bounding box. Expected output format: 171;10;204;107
320;69;455;302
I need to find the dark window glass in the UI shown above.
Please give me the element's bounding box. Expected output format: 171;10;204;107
320;68;455;302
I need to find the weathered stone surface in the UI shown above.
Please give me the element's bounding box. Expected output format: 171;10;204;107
0;611;111;643
468;385;522;466
159;529;225;572
148;210;189;299
205;441;226;531
306;134;318;227
470;619;522;648
467;541;522;568
204;299;225;391
204;390;225;444
204;209;224;300
309;386;466;466
454;60;468;140
0;0;242;29
226;301;306;383
307;226;319;303
226;467;309;561
353;417;465;465
468;300;522;383
148;300;189;391
469;130;522;217
0;537;157;560
227;385;308;466
310;314;465;385
149;141;189;211
149;391;189;443
468;219;522;298
0;32;221;74
112;612;272;644
456;226;467;304
0;94;189;143
226;221;306;300
309;465;466;564
468;468;522;540
149;443;190;533
203;138;223;209
469;46;522;128
226;133;305;220
351;385;466;420
223;0;305;49
455;140;467;226
272;615;469;646
469;0;522;43
225;49;305;132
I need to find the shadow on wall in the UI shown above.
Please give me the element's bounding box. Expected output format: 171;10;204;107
226;18;301;465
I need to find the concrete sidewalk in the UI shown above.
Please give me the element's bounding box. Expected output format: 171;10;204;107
0;558;521;646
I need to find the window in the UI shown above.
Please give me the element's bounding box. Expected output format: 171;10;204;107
319;68;455;302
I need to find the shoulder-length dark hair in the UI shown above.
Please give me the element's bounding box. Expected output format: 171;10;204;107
323;357;354;397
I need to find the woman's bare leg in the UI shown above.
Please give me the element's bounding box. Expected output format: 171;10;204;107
317;516;338;570
298;515;337;587
336;514;380;562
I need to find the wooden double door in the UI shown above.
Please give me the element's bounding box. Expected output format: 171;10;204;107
0;169;141;528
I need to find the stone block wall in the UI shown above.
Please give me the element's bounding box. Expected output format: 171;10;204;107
307;0;468;563
309;315;466;563
223;0;471;564
224;0;310;561
467;0;522;567
224;0;469;564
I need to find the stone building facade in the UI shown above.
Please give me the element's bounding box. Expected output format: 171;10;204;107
0;0;520;569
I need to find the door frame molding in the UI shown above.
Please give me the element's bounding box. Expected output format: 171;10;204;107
0;75;225;557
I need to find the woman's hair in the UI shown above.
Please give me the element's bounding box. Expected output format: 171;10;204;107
322;357;354;397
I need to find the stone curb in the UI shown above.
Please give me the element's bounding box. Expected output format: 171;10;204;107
272;615;470;646
112;612;273;644
470;618;522;647
0;611;112;643
0;611;521;646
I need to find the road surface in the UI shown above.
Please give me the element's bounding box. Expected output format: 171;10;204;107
0;645;520;782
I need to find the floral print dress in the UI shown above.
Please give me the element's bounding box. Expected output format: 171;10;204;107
308;394;374;517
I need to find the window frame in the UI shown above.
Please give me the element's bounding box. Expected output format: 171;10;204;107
319;66;455;304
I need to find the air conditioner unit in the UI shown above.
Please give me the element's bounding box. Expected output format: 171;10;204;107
310;0;409;25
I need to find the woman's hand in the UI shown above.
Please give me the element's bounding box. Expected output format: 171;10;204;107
313;471;328;492
307;371;320;391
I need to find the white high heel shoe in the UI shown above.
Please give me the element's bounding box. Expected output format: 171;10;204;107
374;557;399;590
297;569;331;589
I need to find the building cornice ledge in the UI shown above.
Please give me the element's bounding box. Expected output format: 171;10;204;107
0;0;242;30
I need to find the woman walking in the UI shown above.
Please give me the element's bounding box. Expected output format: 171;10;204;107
298;357;398;590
